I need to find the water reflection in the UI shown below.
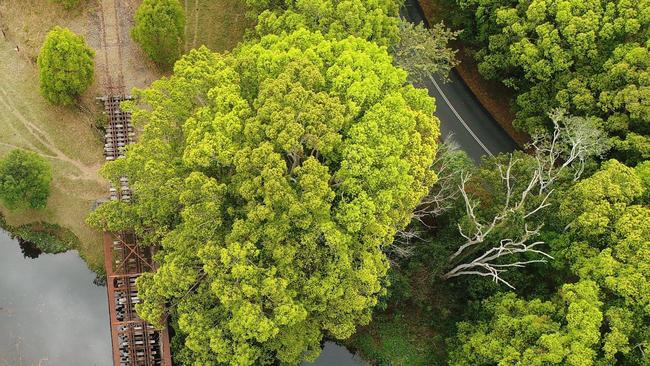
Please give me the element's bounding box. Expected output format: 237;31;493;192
0;230;112;365
304;342;366;366
17;238;43;259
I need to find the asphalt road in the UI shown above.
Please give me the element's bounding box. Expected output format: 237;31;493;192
400;0;518;161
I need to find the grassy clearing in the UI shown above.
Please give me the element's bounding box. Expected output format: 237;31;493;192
184;0;254;53
350;310;445;366
0;0;107;269
0;0;255;270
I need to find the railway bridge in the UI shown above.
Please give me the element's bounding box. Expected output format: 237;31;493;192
97;0;173;364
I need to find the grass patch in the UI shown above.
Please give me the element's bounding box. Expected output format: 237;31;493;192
184;0;254;53
0;1;107;269
349;310;444;366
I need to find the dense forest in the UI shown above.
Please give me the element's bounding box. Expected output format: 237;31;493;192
78;0;649;364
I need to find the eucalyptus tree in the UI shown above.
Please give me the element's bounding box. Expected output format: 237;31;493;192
88;30;440;365
459;0;650;164
442;110;609;288
450;160;650;366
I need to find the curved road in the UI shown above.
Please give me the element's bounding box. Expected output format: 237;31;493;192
400;0;518;160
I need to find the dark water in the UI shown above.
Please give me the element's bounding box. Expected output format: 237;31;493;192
0;230;112;365
305;342;366;365
0;228;362;366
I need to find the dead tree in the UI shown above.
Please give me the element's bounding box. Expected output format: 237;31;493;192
530;109;609;194
442;156;553;288
412;138;467;224
389;138;468;262
443;109;607;288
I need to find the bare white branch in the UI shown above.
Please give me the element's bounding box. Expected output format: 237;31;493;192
444;225;552;288
529;109;610;194
443;109;609;288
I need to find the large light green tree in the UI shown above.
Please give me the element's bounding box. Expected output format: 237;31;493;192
253;0;401;46
37;26;94;105
88;30;440;365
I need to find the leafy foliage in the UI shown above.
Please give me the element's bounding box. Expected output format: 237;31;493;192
459;0;650;164
253;0;402;46
0;150;52;210
451;160;650;365
390;20;460;84
88;30;440;365
450;281;604;366
37;26;94;105
554;160;649;364
131;0;185;64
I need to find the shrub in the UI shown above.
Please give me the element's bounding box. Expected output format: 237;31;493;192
0;150;52;210
131;0;185;65
37;26;94;105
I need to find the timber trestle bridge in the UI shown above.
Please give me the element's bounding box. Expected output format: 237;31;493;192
97;0;172;365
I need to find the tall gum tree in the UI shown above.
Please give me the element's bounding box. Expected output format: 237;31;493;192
89;30;440;365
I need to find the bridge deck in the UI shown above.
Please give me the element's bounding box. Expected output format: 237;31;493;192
101;95;172;366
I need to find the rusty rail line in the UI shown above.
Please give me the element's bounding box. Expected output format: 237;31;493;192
98;1;172;365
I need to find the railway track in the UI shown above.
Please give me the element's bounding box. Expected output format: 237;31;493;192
97;1;172;365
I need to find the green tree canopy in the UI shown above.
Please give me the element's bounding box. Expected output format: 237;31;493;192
131;0;185;65
88;30;440;365
459;0;650;164
0;150;52;210
450;281;605;366
37;26;94;105
451;160;650;366
554;160;649;364
253;0;402;46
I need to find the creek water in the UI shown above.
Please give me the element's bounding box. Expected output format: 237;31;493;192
305;342;366;365
0;229;362;365
0;230;112;365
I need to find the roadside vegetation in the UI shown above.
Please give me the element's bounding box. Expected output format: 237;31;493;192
1;0;647;364
447;0;649;165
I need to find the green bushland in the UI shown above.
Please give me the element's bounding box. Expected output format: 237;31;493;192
454;0;650;165
37;26;94;105
132;0;185;65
